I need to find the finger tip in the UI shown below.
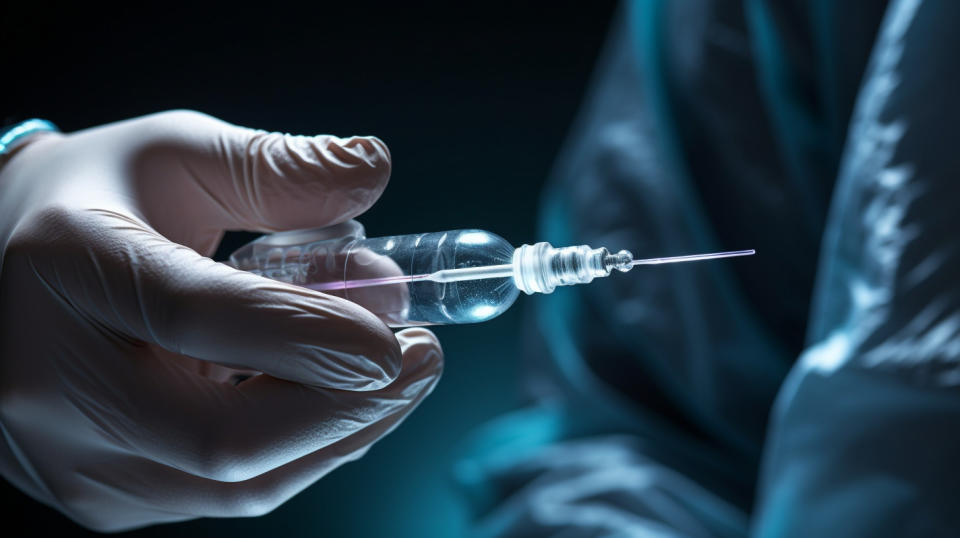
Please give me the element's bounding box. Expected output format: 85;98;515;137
323;135;392;222
346;305;404;387
247;285;403;391
396;328;444;374
397;327;442;349
331;135;391;173
359;136;392;196
364;135;391;163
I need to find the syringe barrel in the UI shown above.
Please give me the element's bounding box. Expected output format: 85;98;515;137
229;222;520;326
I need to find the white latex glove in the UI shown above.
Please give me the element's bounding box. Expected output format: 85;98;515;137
0;111;443;532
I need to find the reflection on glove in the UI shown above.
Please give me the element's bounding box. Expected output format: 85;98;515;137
0;111;443;531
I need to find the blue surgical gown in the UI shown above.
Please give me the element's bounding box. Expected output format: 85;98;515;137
456;0;960;536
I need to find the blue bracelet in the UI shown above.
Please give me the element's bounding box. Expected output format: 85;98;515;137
0;119;59;156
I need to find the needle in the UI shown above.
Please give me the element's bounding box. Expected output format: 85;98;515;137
630;249;756;266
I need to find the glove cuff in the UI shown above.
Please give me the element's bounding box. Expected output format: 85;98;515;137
0;118;58;153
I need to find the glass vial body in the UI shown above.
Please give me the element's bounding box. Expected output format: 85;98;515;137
229;223;520;327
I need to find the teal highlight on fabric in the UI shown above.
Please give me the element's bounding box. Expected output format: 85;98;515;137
0;119;59;155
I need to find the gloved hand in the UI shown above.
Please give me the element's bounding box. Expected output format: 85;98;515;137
0;110;443;532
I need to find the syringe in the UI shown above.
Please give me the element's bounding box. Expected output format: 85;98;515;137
309;250;755;292
229;221;754;327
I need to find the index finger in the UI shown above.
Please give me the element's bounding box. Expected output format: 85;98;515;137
127;110;392;233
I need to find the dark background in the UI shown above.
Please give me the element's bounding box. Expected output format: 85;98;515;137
2;2;617;536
